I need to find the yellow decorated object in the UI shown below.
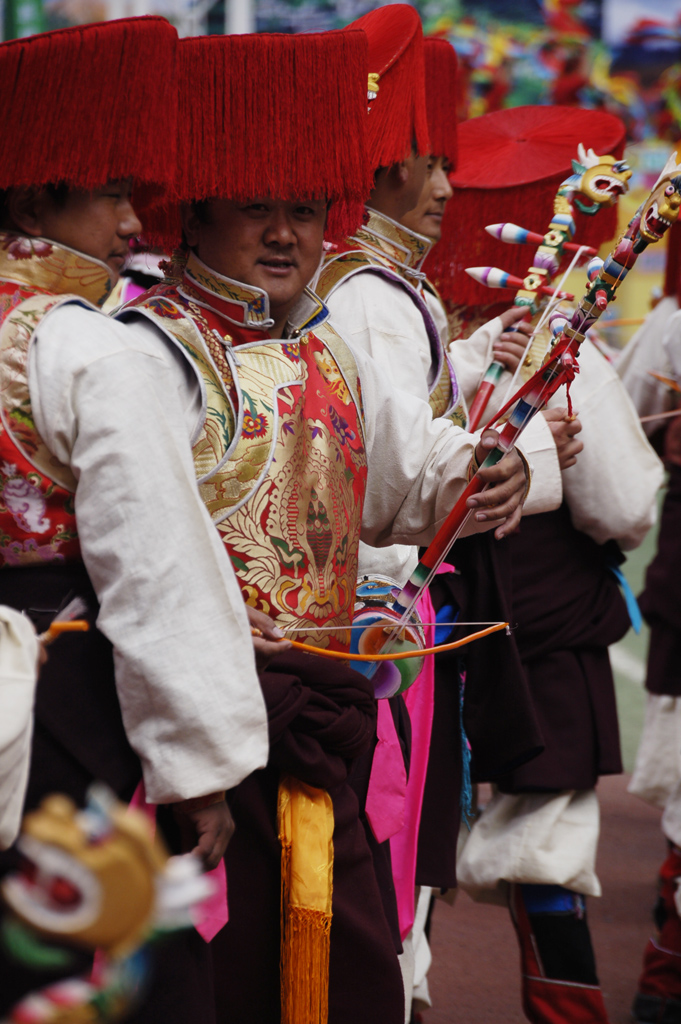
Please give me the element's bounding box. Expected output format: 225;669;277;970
639;152;681;245
2;793;167;958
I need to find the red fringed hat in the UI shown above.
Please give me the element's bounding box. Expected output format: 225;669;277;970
424;36;458;169
425;105;627;308
149;29;371;246
348;4;429;171
665;221;681;302
0;17;177;206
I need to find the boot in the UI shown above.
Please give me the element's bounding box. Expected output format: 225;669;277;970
509;883;610;1024
633;847;681;1023
632;991;681;1023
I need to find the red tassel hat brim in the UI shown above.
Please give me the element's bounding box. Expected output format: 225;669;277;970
424;36;458;169
147;29;372;247
425;105;627;307
665;221;681;302
348;4;430;171
0;16;178;208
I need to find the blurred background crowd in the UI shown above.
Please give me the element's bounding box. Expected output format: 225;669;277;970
6;0;679;349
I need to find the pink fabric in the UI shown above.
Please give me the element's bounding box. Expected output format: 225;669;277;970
129;781;229;942
122;279;147;302
191;859;228;942
129;779;156;820
365;699;408;844
390;564;456;941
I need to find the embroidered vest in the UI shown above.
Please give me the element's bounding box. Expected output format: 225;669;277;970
0;234;112;568
316;208;467;428
123;257;368;651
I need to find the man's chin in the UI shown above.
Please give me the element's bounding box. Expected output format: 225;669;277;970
106;256;125;281
255;270;305;304
417;223;441;244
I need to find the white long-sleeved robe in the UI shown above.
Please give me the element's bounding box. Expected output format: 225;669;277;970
450;321;663;550
29;304;268;805
617;296;679;431
0;606;38;849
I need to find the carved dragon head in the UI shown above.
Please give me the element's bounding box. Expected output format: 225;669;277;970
637;151;681;245
571;144;632;215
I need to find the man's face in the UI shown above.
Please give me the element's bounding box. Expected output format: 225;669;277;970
21;182;142;279
183;198;327;332
401;156;453;241
399;152;430;219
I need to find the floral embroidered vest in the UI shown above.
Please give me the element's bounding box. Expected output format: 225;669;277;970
122;254;368;652
0;234;113;568
316;207;467;428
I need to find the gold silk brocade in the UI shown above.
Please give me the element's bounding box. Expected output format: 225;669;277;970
278;776;334;1024
0;234;112;566
127;276;368;651
125;267;365;1023
318;210;468;427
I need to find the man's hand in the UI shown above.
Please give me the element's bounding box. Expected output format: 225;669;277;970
247;605;290;671
542;407;583;471
173;799;235;871
492;307;533;373
468;429;528;539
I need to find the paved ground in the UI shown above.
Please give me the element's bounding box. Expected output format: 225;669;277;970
425;775;663;1023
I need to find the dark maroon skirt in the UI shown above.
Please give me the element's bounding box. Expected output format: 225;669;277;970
0;562;140;808
497;504;629;793
211;651;405;1024
416;533;544;890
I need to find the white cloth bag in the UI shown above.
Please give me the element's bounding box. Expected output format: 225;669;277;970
457;788;601;900
0;606;38;849
629;693;681;810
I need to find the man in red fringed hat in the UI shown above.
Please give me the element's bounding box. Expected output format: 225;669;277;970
316;9;562;517
0;19;269;1022
315;22;564;1018
620;221;681;1024
445;106;663;1024
119;25;534;1024
377;37;559;1020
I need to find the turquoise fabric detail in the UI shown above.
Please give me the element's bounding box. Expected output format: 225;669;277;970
520;884;584;915
459;668;473;831
608;563;642;634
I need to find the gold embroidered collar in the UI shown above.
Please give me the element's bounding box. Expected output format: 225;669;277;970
0;232;113;307
180;252;274;329
352;207;433;280
180;251;328;338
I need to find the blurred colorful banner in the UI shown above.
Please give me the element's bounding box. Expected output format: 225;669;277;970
11;0;681;149
426;0;681;143
245;0;681;145
4;0;45;37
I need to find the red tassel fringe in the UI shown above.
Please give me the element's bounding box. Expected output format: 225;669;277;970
425;105;626;306
350;4;429;170
424;37;458;169
145;29;371;248
0;17;177;200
